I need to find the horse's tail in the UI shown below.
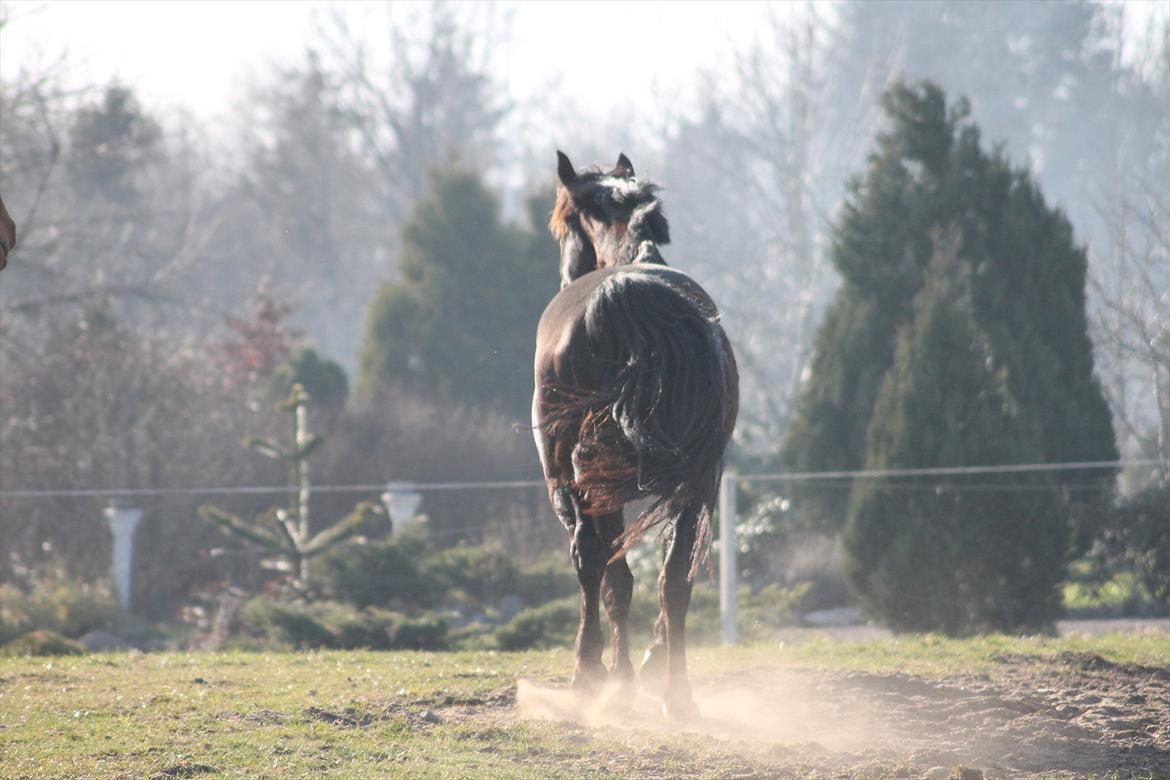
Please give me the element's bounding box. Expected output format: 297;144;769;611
571;271;733;579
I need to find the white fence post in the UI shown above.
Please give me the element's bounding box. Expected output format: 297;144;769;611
103;501;142;612
719;470;738;645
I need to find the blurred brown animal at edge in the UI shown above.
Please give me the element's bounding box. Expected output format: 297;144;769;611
0;194;15;271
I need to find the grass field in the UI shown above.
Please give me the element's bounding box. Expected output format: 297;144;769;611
2;629;1168;779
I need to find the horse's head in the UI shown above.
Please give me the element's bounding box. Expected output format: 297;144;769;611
548;151;670;288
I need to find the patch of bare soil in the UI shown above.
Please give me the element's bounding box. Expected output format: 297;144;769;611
243;685;518;732
511;653;1170;779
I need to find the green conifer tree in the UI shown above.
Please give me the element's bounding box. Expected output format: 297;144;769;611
272;347;349;412
199;386;382;587
844;232;1067;634
782;82;1116;540
356;171;557;417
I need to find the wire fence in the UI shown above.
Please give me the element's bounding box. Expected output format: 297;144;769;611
1;458;1160;501
1;457;1160;555
2;458;1163;623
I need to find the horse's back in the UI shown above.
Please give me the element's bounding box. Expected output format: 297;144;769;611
535;264;720;390
538;264;715;329
533;261;736;521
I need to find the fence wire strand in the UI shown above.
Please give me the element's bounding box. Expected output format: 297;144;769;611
0;459;1161;501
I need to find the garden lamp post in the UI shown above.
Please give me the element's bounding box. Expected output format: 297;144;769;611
104;501;143;611
381;481;423;532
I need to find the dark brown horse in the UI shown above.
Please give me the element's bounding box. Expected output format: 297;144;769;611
532;151;738;718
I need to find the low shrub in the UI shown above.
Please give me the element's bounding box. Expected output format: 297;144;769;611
242;599;334;649
740;582;813;636
495;597;577;651
1063;557;1165;619
387;614;448;650
240;598;449;650
514;556;577;606
423;545;521;612
0;561;121;644
313;535;442;609
1062;572;1153;618
1;629;86;657
316;539;578;619
1098;482;1170;608
447;622;499;651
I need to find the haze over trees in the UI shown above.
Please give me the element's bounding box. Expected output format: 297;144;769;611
357;170;556;418
0;0;1166;626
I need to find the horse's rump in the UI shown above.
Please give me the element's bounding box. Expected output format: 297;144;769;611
541;270;733;576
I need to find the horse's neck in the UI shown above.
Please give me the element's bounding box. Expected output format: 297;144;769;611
631;241;666;265
603;239;665;269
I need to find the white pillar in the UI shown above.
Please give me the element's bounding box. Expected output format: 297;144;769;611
719;471;738;645
381;481;422;531
103;502;143;612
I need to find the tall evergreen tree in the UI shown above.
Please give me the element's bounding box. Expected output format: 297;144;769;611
356;170;557;418
782;82;1116;538
844;233;1067;634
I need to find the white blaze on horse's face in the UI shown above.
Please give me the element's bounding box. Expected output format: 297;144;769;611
598;176;644;199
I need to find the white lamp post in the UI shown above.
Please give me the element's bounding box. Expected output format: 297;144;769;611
381;481;423;531
103;501;143;612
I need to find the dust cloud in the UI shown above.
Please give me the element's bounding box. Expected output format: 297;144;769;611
517;672;879;751
514;650;1170;778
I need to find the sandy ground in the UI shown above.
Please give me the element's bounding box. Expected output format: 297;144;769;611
504;622;1170;779
769;618;1170;643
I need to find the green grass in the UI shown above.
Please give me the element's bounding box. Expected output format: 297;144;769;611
732;629;1170;674
1;632;1166;779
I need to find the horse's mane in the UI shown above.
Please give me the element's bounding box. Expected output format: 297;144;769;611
548;184;579;241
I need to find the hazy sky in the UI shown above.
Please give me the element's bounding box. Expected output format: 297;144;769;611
1;0;1163;154
0;1;777;125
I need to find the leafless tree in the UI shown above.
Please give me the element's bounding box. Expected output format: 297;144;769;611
208;52;386;365
659;5;876;450
0;71;219;339
1091;160;1170;489
319;2;511;223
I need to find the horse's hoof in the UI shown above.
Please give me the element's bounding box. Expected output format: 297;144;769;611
661;695;700;721
638;645;667;696
601;683;635;716
571;664;606;694
610;659;636;687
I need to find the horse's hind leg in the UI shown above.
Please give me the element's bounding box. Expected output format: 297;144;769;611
659;508;699;719
569;499;608;690
597;511;634;684
534;391;607;690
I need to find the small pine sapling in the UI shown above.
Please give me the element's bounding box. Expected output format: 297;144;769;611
199;384;384;589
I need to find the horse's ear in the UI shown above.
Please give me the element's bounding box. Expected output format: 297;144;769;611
614;153;634;178
556;150;577;185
